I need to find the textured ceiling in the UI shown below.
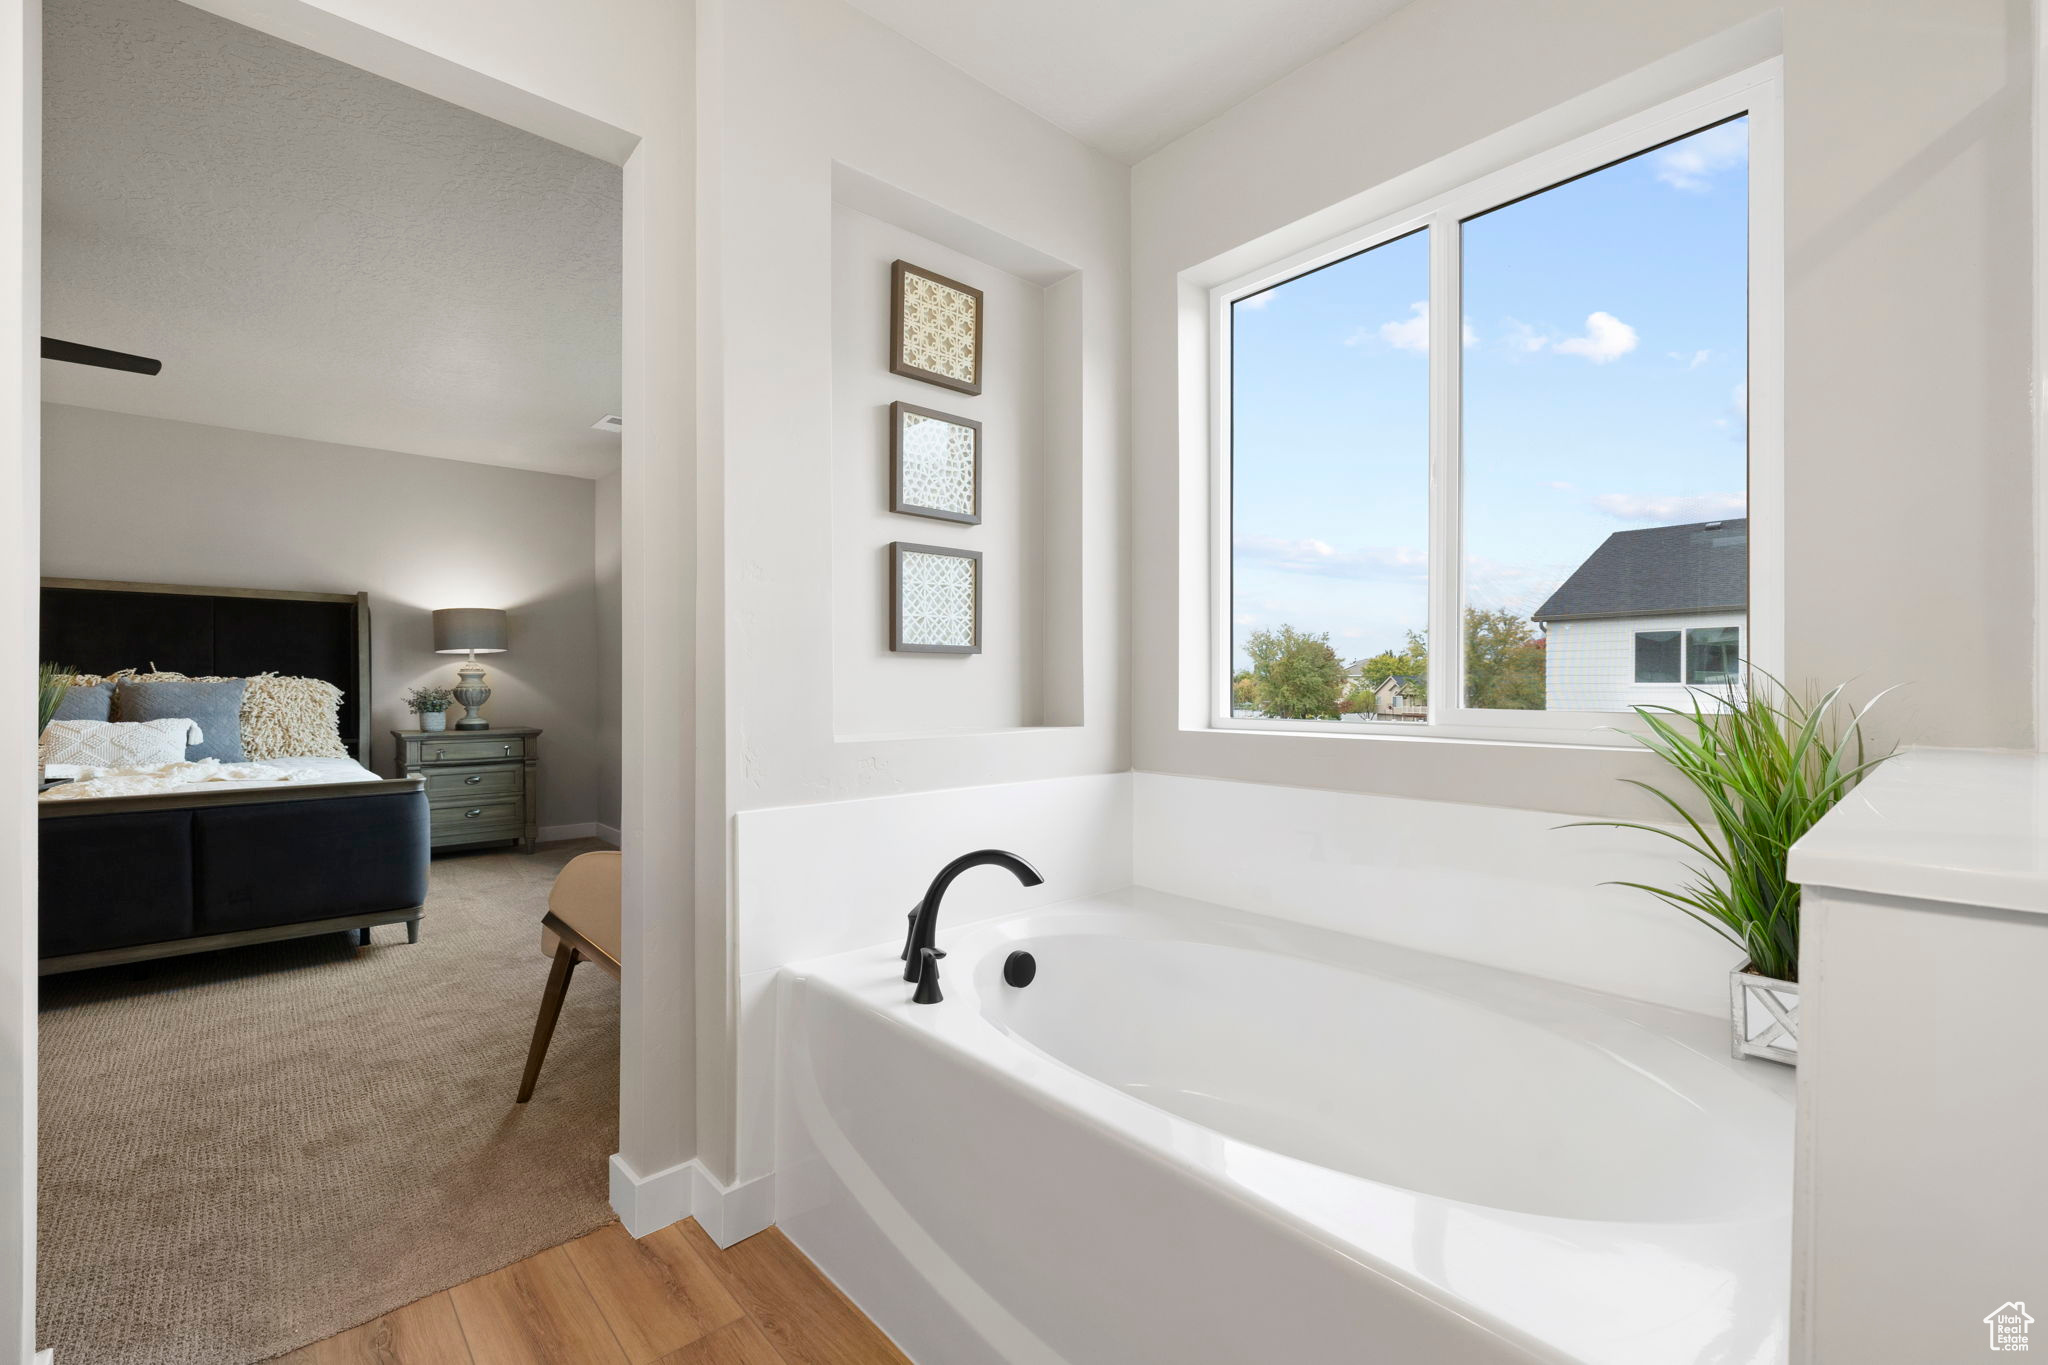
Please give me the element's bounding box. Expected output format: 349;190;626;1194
841;0;1418;163
43;0;622;478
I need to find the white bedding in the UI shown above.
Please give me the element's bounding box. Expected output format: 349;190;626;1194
40;754;382;801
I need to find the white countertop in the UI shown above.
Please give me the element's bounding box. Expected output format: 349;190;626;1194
1788;748;2048;914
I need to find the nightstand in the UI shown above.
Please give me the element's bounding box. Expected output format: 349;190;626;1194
392;726;541;853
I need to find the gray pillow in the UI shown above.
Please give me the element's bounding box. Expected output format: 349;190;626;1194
116;679;247;762
49;681;111;723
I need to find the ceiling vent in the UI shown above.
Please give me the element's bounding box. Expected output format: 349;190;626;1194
592;414;623;433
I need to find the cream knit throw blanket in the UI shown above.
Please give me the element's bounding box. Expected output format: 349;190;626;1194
39;759;322;801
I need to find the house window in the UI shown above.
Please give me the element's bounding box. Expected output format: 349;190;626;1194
1687;625;1741;685
1634;631;1681;683
1219;65;1771;738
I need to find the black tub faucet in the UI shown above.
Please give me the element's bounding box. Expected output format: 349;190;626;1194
902;849;1044;997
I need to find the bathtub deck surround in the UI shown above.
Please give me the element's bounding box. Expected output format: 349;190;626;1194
777;889;1794;1365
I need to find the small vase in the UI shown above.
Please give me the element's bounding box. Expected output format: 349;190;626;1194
420;710;448;733
1730;962;1798;1066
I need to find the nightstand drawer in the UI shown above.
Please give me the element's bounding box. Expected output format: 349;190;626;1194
430;799;523;842
424;765;523;802
418;735;526;765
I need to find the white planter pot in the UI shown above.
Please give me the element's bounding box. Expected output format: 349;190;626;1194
1730;963;1798;1066
419;711;448;733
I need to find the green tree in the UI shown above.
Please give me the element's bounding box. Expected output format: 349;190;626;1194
1351;612;1547;711
1463;608;1546;710
1244;625;1346;720
1359;630;1429;703
1230;670;1261;713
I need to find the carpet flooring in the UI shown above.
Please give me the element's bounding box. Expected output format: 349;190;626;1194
36;838;620;1365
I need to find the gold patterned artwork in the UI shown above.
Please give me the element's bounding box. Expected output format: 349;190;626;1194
892;260;983;395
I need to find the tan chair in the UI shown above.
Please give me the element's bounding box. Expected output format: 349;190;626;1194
517;850;621;1103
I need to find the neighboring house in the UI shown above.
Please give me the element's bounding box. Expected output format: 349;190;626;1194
1373;674;1425;717
1532;518;1748;713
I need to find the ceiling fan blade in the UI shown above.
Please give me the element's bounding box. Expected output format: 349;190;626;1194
40;337;162;375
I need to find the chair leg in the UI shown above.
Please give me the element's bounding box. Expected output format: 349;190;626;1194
516;944;581;1103
357;926;372;947
406;917;421;945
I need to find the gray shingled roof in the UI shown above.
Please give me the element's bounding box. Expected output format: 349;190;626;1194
1532;518;1748;622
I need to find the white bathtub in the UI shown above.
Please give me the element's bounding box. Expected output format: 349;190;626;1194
774;888;1794;1364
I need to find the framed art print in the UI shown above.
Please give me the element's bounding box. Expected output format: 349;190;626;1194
890;542;981;654
891;259;983;395
891;401;981;524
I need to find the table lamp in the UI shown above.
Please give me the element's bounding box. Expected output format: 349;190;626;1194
432;608;509;730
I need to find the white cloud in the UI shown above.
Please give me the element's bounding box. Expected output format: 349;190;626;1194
1234;535;1427;581
1235;290;1272;311
1654;121;1749;192
1544;480;1576;491
1462;555;1582;616
1371;302;1474;353
1505;319;1550;353
1591;492;1747;523
1667;348;1711;369
1555;311;1638;363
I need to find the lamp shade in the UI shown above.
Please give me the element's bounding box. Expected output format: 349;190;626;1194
432;608;509;655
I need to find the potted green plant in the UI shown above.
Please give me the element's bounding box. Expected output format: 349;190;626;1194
405;685;455;733
39;662;73;737
38;663;74;787
1569;671;1894;1065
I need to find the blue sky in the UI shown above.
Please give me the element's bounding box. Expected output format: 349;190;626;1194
1231;117;1748;669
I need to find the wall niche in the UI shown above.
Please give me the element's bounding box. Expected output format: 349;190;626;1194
829;166;1083;740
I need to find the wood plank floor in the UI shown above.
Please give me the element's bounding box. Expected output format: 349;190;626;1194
274;1219;910;1365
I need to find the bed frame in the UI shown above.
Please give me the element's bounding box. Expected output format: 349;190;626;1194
37;578;428;975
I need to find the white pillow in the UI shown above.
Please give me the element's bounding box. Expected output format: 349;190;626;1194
40;718;203;768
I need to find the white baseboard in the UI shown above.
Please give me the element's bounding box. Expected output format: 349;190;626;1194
539;822;598;843
609;1152;774;1247
689;1161;776;1248
35;1350;52;1364
596;822;622;848
610;1152;693;1237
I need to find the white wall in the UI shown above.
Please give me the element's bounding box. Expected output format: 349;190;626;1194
696;0;1129;1182
1132;0;2038;820
1782;0;2034;757
1543;610;1747;713
0;1;33;1355
595;467;622;836
40;404;607;828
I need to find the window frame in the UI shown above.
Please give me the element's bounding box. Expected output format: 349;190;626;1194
1633;630;1684;686
1686;625;1743;686
1208;61;1782;747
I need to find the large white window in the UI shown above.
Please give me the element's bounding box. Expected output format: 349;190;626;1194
1215;66;1778;742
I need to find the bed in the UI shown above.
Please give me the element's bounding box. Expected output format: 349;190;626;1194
37;578;429;975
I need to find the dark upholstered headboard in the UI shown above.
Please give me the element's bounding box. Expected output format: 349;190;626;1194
39;579;372;760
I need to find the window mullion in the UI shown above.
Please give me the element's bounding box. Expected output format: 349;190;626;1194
1426;211;1462;721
